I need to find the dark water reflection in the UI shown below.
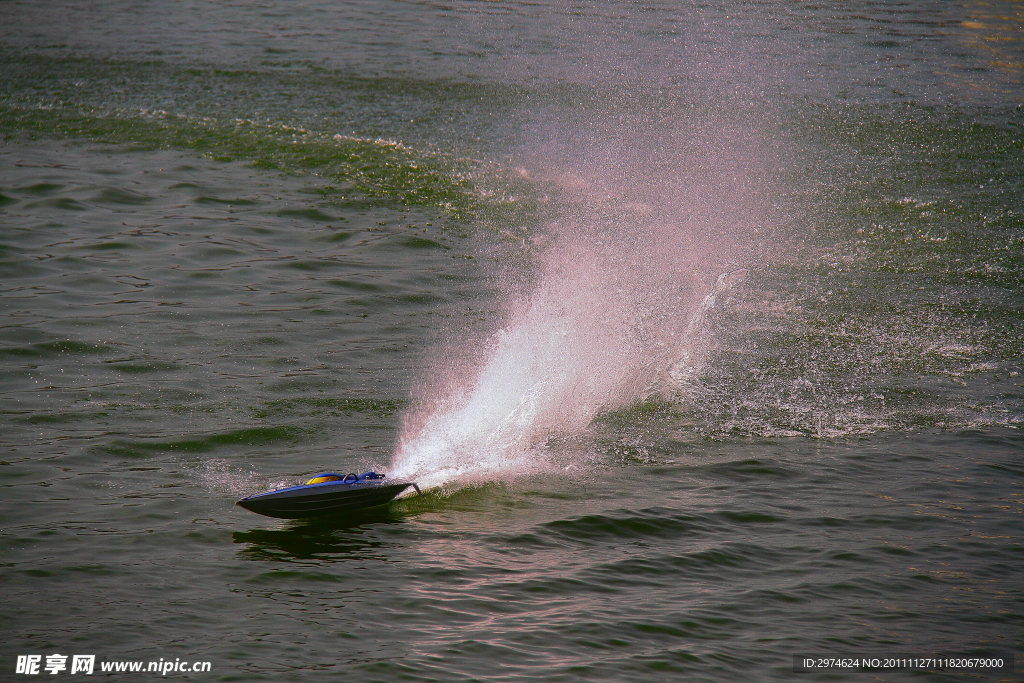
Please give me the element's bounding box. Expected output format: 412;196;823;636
233;512;409;563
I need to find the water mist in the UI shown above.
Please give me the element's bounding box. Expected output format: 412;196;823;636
391;107;772;490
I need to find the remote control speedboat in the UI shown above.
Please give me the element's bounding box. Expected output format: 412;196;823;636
236;472;420;519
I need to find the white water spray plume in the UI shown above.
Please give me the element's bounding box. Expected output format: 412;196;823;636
391;110;773;490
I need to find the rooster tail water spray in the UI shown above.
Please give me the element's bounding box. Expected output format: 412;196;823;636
391;109;774;489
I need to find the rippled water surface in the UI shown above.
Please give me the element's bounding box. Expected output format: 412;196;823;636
2;1;1023;681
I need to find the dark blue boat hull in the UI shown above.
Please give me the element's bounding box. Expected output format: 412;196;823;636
237;480;416;519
